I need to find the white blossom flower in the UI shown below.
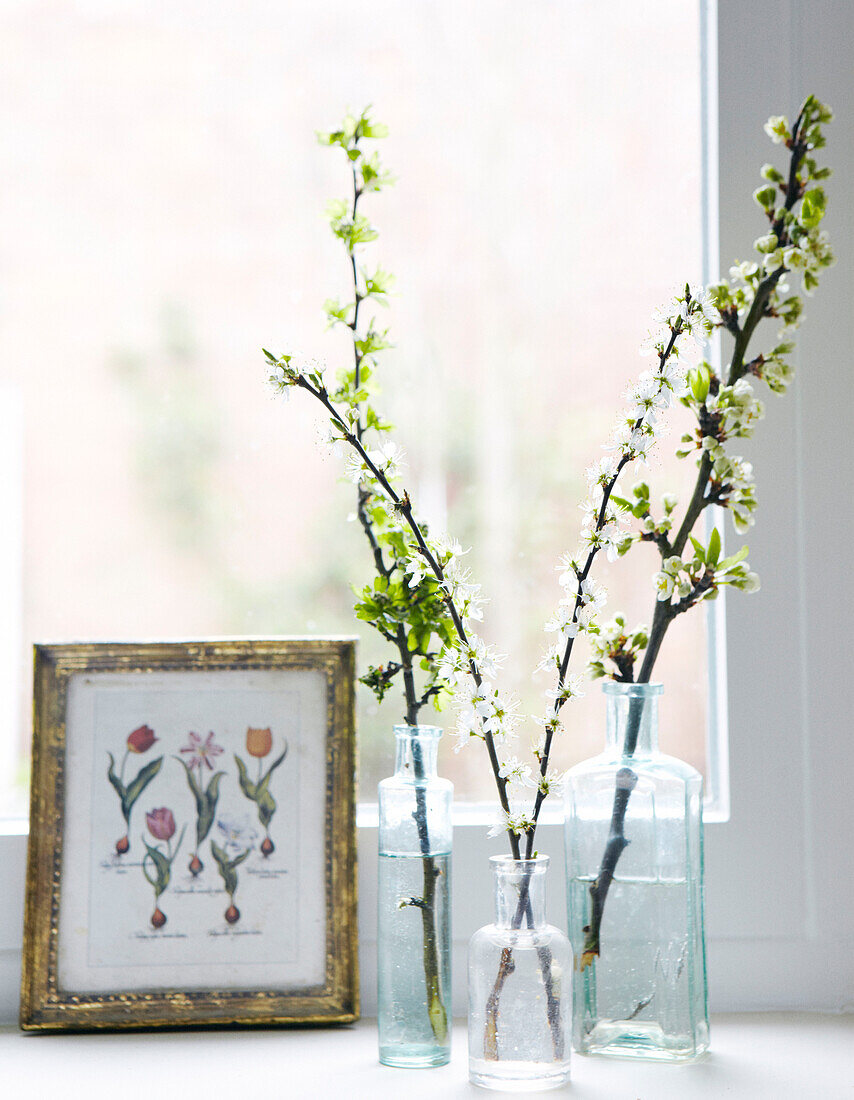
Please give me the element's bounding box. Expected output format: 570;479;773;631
433;534;469;561
696;287;721;327
526;766;567;797
764;115;789;144
534;644;562;675
638;327;668;357
586;454;619;486
498;756;532;785
730;260;759;283
487;809;536;838
659;357;688;398
544;600;577;638
405;556;431;589
368;441;406;479
544;674;586;706
344;452;368;484
654;570;676;602
579;577;607;609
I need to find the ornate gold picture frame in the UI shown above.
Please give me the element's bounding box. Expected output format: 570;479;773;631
21;638;358;1031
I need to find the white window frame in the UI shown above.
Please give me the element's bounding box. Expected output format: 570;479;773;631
1;0;852;1021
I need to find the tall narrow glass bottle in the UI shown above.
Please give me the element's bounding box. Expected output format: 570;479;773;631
564;682;709;1061
378;724;452;1068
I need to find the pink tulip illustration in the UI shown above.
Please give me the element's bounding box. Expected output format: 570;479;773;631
146;807;176;841
141;807;185;929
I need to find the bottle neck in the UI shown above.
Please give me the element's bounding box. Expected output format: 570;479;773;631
492;856;549;929
604;683;662;757
393;725;441;780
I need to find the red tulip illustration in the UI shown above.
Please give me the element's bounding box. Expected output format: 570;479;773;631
128;724;158;754
107;726;163;855
141;807;185;929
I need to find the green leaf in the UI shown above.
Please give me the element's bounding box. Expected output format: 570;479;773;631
234;754;257;801
800;187;826;228
257;788;276;829
361;120;389;139
689;364;710;404
198;771;225;845
632;481;649;500
259;745;289;787
142;838;171;898
717;544;749;572
753;185;777;209
122;756;163;822
210;840;239;897
175;755;204;808
235;746;288;829
707;526;722;566
106;753;128;821
323;297;350;328
689;535;706;563
210;841;251;896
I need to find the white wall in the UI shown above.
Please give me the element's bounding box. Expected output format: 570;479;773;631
705;0;854;1011
0;0;852;1025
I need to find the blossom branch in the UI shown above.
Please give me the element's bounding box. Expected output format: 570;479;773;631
289;370;521;856
581;95;833;968
523;311;690;857
638;99;817;679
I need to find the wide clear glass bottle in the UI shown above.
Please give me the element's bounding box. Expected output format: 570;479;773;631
468;855;572;1091
378;724;452;1068
564;682;709;1061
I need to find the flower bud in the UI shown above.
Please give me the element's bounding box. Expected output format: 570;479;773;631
127;724;157;753
246;727;273;758
146;807;176;842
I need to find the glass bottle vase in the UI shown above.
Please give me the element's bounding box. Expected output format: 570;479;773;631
468;855;572;1091
564;682;709;1061
378;724;452;1068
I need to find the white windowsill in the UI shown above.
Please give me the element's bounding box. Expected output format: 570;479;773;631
3;1014;851;1098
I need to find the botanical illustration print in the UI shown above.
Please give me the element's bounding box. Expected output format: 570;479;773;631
107;727;288;930
141;807;185;928
54;670;328;996
210;814;257;924
234;728;288;856
176;732;225;876
106;725;164;854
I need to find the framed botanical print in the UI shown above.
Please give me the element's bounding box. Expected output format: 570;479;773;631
20;638;358;1030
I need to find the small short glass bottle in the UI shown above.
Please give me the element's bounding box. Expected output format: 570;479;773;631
468;855;572;1091
377;724;452;1068
564;682;709;1061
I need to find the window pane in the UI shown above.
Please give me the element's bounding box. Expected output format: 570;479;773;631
1;1;703;814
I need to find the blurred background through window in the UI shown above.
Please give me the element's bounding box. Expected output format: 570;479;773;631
0;1;704;814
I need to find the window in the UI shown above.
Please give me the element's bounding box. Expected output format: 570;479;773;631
1;0;851;1019
1;1;708;817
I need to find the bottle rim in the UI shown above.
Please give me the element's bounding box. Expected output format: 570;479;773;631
489;854;550;872
392;724;442;738
602;681;664;697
